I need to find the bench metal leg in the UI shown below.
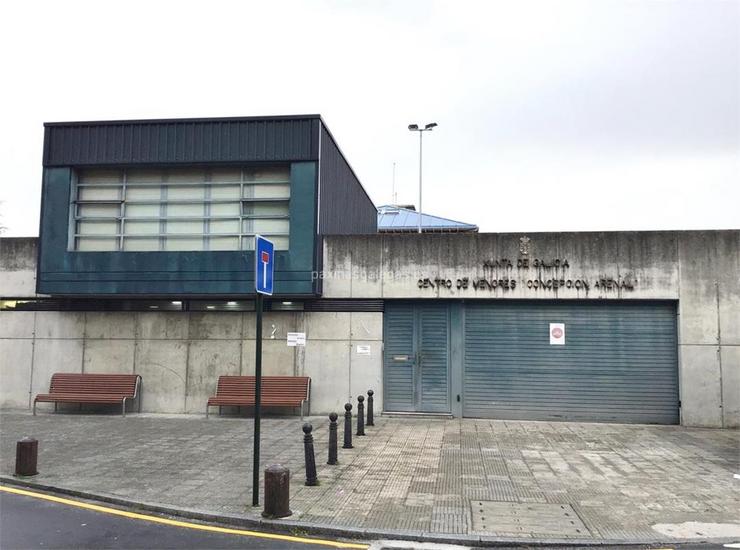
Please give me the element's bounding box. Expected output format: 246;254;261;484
54;402;58;413
33;401;37;416
206;404;210;418
122;397;127;417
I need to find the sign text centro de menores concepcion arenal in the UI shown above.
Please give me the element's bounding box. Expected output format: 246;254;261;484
417;257;638;294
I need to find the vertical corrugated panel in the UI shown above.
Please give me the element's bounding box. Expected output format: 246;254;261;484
43;117;319;166
383;303;415;412
303;299;384;312
418;304;450;412
463;301;679;424
318;124;377;235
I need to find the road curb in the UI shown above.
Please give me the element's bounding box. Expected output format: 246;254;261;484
2;475;737;547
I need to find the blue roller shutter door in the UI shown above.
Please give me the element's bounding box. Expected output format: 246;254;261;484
463;301;679;424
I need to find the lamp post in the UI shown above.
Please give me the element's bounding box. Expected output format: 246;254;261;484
408;122;438;234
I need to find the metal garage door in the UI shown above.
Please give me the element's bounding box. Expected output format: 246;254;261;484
463;301;679;424
383;302;450;413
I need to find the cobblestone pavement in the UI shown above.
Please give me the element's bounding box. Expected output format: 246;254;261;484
1;412;738;542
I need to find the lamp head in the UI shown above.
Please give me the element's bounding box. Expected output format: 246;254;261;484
408;124;419;131
425;122;438;130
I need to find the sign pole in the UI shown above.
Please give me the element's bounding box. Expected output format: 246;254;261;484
252;235;273;508
252;292;263;506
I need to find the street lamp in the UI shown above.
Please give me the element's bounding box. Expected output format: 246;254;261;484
408;122;438;233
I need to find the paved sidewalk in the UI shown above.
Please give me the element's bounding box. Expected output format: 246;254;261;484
1;412;738;544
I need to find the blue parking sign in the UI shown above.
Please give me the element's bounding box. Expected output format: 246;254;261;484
255;235;274;295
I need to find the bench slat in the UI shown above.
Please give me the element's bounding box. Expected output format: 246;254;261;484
36;394;129;403
48;373;139;397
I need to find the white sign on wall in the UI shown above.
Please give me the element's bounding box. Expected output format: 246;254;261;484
550;323;565;345
287;332;306;346
356;345;371;355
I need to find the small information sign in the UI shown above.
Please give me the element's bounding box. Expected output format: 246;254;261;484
287;332;306;347
550;323;565;345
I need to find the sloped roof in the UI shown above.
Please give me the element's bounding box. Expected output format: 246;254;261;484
377;205;478;233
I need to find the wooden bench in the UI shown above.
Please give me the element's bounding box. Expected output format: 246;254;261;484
34;373;142;417
206;376;311;419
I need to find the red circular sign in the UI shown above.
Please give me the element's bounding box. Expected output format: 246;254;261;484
551;327;563;338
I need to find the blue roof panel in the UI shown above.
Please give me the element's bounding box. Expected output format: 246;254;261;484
377;205;478;233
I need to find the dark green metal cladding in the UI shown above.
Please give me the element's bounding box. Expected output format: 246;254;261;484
43;116;319;166
318;124;376;235
36;162;318;296
288;162;318;270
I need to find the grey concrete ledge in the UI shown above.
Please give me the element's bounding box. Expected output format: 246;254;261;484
3;475;737;548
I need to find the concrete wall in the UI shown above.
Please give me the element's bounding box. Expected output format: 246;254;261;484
323;231;740;428
2;231;738;427
0;237;382;416
0;309;382;416
677;232;740;428
322;232;683;300
0;238;40;297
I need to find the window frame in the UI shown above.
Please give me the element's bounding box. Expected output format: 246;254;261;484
70;166;291;252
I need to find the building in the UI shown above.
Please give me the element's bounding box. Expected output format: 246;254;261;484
36;114;375;297
377;205;478;233
1;115;738;428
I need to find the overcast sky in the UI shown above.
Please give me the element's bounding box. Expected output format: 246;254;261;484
0;0;737;236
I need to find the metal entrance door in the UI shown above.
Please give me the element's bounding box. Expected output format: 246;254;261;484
383;302;450;413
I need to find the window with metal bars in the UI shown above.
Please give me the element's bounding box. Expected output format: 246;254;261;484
71;166;290;251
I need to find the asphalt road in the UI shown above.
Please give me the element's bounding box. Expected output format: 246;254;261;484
0;487;733;550
0;489;365;550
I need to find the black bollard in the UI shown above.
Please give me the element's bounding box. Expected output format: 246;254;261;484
15;437;38;477
302;423;318;486
327;412;338;465
262;464;292;519
356;395;365;436
342;402;353;449
366;389;375;426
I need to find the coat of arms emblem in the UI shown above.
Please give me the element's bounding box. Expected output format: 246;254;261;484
519;236;531;255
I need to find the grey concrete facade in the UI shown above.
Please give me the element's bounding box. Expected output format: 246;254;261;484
322;231;740;428
0;238;39;297
0;309;382;416
2;231;738;427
